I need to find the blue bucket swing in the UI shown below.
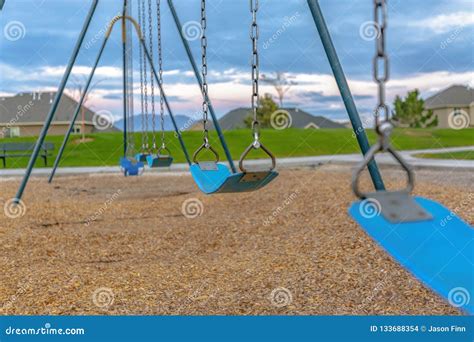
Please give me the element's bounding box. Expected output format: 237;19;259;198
120;157;144;177
348;0;473;315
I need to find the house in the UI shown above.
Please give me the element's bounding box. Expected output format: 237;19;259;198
424;85;474;128
189;107;346;130
0;92;117;138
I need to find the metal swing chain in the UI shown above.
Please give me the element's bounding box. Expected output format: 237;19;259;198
250;0;260;146
157;0;166;150
138;0;147;151
373;0;391;149
201;0;210;147
126;0;135;154
352;0;415;198
141;0;150;150
147;0;157;150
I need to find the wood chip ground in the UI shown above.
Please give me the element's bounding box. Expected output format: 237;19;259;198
0;165;472;315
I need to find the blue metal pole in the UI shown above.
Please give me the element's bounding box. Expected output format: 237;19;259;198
307;0;385;191
140;38;192;165
14;0;99;202
167;0;237;173
48;34;109;183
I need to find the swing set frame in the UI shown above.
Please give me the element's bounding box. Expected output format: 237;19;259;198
13;0;385;202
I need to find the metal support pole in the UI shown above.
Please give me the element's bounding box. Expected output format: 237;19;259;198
140;39;192;165
307;0;385;191
167;0;237;173
48;35;109;183
14;0;99;202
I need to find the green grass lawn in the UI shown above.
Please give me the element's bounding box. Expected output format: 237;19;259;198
415;150;474;160
1;128;473;168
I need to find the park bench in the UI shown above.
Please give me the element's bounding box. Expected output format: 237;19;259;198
0;142;54;168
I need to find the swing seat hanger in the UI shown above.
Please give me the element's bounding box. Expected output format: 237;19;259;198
352;122;432;223
238;132;276;174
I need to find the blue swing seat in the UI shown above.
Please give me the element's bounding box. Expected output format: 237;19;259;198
120;157;144;176
349;196;474;314
135;153;149;163
146;154;173;168
190;162;278;194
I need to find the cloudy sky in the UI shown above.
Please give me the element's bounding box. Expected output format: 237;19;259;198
0;0;473;124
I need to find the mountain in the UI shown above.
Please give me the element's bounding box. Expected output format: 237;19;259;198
114;114;196;132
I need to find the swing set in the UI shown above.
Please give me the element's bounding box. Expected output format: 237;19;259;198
7;0;473;314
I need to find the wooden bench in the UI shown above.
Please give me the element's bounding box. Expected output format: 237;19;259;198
0;142;54;168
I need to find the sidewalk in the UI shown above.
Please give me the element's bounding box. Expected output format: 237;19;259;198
1;146;473;178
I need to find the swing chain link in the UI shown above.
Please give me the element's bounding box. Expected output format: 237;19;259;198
373;0;391;150
147;0;157;150
250;0;260;146
200;0;210;147
141;0;149;150
157;0;166;150
138;0;147;151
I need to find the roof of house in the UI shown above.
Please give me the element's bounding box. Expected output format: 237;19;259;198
214;107;346;130
424;85;474;109
0;92;118;132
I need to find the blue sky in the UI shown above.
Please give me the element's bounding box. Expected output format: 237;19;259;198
0;0;473;123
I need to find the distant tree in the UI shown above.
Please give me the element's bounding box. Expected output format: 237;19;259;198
261;72;297;107
392;89;438;128
70;75;105;141
244;93;279;128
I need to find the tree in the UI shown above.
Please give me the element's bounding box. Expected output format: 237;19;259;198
70;75;104;141
261;72;297;107
392;89;438;128
244;93;279;128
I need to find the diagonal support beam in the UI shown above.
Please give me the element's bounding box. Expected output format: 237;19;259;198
14;0;99;202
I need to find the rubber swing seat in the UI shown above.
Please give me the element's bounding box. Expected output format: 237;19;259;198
349;196;474;314
135;153;149;163
146;154;173;168
120;157;144;176
190;162;278;194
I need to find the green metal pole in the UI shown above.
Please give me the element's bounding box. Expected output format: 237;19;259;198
307;0;385;191
14;0;99;202
167;0;237;173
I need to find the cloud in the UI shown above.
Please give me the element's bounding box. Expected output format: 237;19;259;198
410;11;474;34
